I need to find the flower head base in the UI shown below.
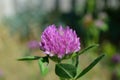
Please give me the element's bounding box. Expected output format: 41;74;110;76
39;25;80;58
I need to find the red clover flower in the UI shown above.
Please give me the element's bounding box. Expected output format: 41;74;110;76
19;24;104;80
39;25;80;58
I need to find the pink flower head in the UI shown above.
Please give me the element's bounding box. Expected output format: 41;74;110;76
39;25;80;58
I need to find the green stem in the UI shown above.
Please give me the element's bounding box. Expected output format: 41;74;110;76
75;56;79;68
72;56;79;68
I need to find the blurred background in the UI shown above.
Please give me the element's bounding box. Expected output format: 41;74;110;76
0;0;120;80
